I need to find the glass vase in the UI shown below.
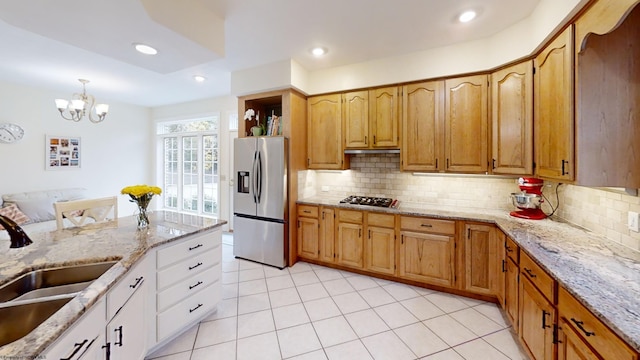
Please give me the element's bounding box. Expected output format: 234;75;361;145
135;205;149;229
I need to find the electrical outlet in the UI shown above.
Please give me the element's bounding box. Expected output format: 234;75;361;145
628;211;640;232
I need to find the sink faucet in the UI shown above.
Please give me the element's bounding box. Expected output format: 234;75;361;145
0;214;33;248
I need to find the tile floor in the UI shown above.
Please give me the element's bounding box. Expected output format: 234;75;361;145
146;233;528;360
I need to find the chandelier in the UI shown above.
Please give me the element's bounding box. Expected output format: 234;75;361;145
55;79;109;123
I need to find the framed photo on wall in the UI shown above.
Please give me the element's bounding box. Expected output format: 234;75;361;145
46;135;81;170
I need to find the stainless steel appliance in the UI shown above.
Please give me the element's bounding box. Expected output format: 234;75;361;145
340;195;399;208
233;137;287;268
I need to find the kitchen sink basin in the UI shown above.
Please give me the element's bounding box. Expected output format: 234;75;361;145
0;296;72;347
0;261;118;303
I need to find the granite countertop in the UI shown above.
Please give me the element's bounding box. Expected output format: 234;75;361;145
0;210;227;359
298;196;640;352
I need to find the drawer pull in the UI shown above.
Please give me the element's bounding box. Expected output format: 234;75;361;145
101;342;111;359
189;244;203;251
542;310;551;329
189;280;203;290
114;325;123;346
502;260;506;273
129;277;143;289
524;268;537;278
189;262;203;270
505;244;513;253
571;318;595;337
420;224;433;228
61;339;88;360
189;303;203;313
303;210;311;213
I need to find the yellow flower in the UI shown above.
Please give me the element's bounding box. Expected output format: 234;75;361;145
121;185;162;197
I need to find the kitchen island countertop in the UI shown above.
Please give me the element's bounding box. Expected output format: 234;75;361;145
298;196;640;352
0;210;226;358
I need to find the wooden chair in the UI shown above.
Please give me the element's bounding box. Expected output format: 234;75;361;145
54;196;118;230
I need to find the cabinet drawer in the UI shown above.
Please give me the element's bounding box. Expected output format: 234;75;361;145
157;280;221;341
367;212;395;228
520;251;555;302
157;247;221;290
338;209;363;223
505;237;519;263
298;205;319;218
157;231;221;268
107;259;148;319
158;264;221;311
558;287;637;360
400;216;455;235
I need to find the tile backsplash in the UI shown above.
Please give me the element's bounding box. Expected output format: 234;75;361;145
298;154;640;252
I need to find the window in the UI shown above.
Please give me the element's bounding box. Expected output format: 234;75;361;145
157;117;219;216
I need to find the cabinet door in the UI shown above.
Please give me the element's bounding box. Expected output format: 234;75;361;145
462;223;499;295
370;86;400;148
519;277;556;360
557;317;599;360
401;81;444;171
491;61;533;175
343;91;369;148
495;230;507;306
399;231;455;288
534;26;574;181
445;75;489;172
297;216;319;260
308;94;344;169
337;222;364;268
319;208;335;263
78;328;106;360
505;257;519;330
107;283;146;360
365;226;395;275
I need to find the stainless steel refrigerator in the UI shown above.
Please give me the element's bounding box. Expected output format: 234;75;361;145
233;136;287;268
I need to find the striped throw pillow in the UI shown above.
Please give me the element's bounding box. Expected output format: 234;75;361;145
0;203;31;230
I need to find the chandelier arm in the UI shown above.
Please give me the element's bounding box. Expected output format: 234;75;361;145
58;108;82;122
55;79;108;123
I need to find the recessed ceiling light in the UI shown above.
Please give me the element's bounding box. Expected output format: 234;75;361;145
193;75;206;82
311;47;327;56
133;43;158;55
459;10;477;23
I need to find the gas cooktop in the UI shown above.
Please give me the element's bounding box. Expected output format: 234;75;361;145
340;195;399;208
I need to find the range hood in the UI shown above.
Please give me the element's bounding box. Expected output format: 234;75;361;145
344;149;400;154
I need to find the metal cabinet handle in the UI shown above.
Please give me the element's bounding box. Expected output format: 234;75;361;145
571;318;595;337
542;310;551;329
420;224;433;228
562;160;569;176
189;244;203;251
61;339;88;360
102;342;111;360
189;281;203;290
524;268;537;278
502;260;506;273
190;303;203;313
505;244;513;253
129;277;143;289
189;262;203;270
114;326;123;346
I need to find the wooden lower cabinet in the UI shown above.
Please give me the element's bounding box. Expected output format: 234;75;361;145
461;223;500;295
365;212;396;275
505;256;519;329
557;317;599;360
319;208;336;263
519;276;556;360
336;210;364;269
398;230;455;287
297;205;320;261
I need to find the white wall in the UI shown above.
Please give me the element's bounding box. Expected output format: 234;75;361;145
0;81;152;216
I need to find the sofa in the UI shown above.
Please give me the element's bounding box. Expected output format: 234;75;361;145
0;188;87;241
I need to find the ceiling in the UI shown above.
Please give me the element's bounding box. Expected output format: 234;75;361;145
0;0;540;107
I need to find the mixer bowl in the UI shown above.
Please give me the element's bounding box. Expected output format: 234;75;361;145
511;192;542;209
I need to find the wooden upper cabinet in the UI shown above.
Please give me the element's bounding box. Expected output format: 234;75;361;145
575;2;640;188
401;81;444;171
534;26;575;181
491;61;533;175
344;86;400;149
343;90;369;148
445;75;489;173
370;86;400;148
307;94;347;169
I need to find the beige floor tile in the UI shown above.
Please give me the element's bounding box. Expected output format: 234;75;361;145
237;332;281;360
344;309;390;338
277;323;322;358
312;316;357;348
325;340;373;360
190;341;236;360
361;330;416;360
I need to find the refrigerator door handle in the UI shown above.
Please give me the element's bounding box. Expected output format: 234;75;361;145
257;150;263;203
252;150;259;204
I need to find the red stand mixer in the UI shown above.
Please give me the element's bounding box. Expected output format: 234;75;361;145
510;177;547;220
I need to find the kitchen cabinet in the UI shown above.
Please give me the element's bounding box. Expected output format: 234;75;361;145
106;278;146;360
495;230;507;306
534;26;574;181
490;61;533;175
398;216;456;288
336;209;364;269
307;94;348;170
504;237;520;329
364;212;396;275
519;251;557;360
460;222;500;296
344;87;400;149
319;207;336;263
297;204;320;260
401;80;444;171
558;286;638;360
445;74;489;173
575;1;640;188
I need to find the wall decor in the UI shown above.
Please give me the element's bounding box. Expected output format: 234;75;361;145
46;135;81;170
0;123;25;143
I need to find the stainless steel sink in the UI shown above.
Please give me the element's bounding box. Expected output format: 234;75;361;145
0;261;117;303
0;261;118;347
